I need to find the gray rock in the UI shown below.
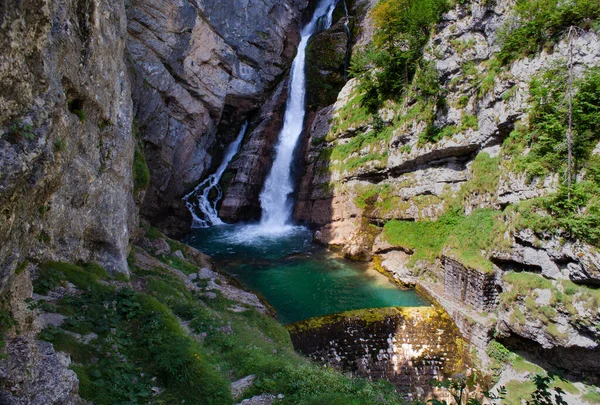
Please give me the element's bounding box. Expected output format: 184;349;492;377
39;313;66;329
237;394;276;405
127;0;308;228
0;338;82;404
231;374;255;400
151;238;171;256
198;267;217;279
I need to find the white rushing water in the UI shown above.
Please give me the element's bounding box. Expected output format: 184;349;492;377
184;122;248;228
258;0;338;234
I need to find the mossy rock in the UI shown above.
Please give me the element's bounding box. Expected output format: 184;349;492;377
305;23;349;110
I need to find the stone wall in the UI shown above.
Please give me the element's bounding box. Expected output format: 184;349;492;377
443;257;500;312
287;307;469;402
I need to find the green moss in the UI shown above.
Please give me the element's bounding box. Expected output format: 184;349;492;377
43;243;406;404
552;378;580;395
287;307;431;334
133;144;150;194
583;387;600;403
15;260;28;275
384;207;504;272
486;340;512;364
511;355;545;374
0;299;17;352
39;328;95;363
546;323;569;342
504;380;536;405
503;272;553;291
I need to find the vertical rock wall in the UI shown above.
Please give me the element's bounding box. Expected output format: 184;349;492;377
126;0;308;229
0;0;134;402
0;0;135;281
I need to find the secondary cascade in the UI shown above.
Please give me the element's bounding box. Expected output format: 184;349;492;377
259;0;338;232
184;122;248;228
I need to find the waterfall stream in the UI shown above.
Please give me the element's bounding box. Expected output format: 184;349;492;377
184;122;248;228
258;0;338;233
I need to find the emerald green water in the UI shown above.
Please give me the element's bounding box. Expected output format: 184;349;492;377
184;224;429;324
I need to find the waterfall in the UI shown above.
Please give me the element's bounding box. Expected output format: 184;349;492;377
184;122;248;228
259;0;338;232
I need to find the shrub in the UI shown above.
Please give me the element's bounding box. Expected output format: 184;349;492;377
497;0;600;65
352;0;450;110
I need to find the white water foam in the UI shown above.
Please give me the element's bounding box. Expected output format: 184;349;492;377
184;122;248;228
257;0;338;236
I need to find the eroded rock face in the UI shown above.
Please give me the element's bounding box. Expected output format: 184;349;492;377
294;0;600;383
0;0;134;401
0;0;135;279
219;80;290;221
126;0;308;229
0;338;82;405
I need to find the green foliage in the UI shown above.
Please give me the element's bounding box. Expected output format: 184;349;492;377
133;144;150;193
352;0;449;110
384;205;504;272
0;300;17;352
486;341;513;365
41;246;407;404
527;374;567;405
53;138;66;152
583;387;600;403
418;111;479;145
68;99;87;122
501;67;600;246
384;208;461;264
33;265;65;295
497;0;600;65
7;120;36;141
512;356;545;374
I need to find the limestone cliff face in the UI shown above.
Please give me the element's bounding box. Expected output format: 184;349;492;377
296;0;600;383
0;0;134;401
0;0;135;282
127;0;308;229
0;0;311;401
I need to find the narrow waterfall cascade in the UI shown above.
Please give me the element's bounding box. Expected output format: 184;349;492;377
258;0;338;233
183;122;248;228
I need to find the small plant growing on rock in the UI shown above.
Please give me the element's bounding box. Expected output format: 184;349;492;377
6;121;35;141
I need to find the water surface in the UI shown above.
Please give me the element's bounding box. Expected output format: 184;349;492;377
184;224;429;324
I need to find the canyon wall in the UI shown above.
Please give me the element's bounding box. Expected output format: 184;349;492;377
0;0;134;401
127;0;309;229
297;0;600;387
0;0;309;401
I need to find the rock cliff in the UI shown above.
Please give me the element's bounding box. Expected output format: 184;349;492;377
1;0;134;401
296;0;600;388
0;0;310;401
127;0;308;229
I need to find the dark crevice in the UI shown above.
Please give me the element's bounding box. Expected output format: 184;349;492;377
498;333;600;385
490;257;543;274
